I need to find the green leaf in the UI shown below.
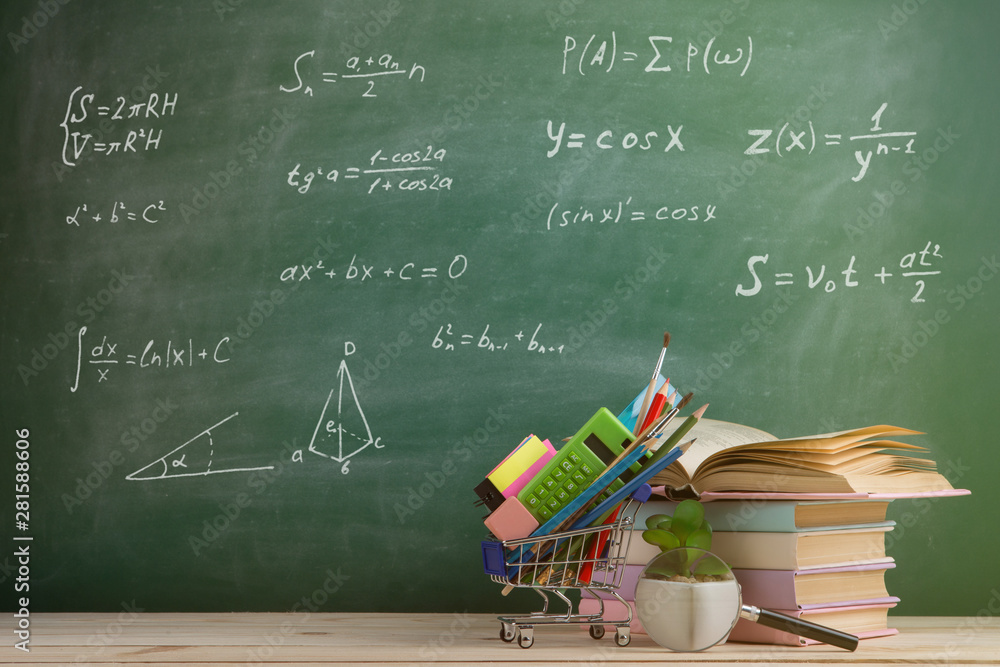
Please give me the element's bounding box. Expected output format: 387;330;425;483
645;514;673;531
670;500;705;543
686;524;713;551
641;529;680;552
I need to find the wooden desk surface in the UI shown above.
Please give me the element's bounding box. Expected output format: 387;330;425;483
3;614;997;665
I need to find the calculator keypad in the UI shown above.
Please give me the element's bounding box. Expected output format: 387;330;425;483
521;450;613;521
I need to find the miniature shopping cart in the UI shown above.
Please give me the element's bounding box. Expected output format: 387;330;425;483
480;488;648;648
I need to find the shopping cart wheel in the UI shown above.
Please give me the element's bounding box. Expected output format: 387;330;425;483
615;627;631;647
499;623;516;643
589;624;606;640
517;627;534;648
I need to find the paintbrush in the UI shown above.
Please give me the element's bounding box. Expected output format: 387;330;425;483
636;332;670;431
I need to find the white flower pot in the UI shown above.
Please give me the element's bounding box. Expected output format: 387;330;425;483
635;577;742;651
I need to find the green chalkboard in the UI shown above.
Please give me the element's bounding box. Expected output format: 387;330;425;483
1;0;997;616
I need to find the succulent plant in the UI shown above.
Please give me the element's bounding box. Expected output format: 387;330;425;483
641;500;728;579
641;499;713;553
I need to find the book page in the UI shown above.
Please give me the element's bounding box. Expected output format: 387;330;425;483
657;418;776;476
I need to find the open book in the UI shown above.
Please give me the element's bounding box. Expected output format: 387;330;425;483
651;419;954;497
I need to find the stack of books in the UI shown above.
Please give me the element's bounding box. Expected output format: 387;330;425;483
581;418;967;646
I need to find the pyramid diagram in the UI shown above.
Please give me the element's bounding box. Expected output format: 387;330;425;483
308;360;379;463
126;411;274;481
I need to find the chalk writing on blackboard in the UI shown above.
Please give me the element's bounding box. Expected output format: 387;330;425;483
545;198;716;230
308;359;381;475
743;103;917;181
280;50;426;98
286;145;451;194
65;201;167;227
735;242;943;302
432;323;565;354
69;327;232;392
125;412;275;481
279;253;467;284
546;120;685;157
60;86;179;167
561;33;753;77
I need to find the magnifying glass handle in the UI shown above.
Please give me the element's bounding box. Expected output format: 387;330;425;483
742;605;859;651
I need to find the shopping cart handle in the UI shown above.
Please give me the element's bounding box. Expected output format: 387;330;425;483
630;483;653;503
481;540;509;577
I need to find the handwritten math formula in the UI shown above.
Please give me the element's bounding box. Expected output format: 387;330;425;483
735;241;943;303
65;201;167;227
280;50;426;98
547;103;918;182
432;323;564;354
744;103;916;182
60;86;179;167
561;32;753;78
286;145;452;195
546;197;717;231
69;327;232;391
546;120;686;157
279;253;468;284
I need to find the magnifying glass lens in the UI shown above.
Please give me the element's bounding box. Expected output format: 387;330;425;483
635;547;742;651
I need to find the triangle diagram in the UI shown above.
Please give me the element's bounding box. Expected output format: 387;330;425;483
126;411;274;480
308;360;377;463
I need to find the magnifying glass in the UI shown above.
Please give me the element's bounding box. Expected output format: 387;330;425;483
635;547;859;652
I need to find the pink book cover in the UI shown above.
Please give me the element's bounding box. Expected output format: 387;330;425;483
580;564;644;601
734;561;898;610
693;489;971;501
577;598;643;634
728;602;899;646
579;599;898;646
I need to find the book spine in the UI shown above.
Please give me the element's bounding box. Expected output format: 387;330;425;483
638;499;799;532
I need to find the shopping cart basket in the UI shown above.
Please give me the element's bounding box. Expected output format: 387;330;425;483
480;487;649;648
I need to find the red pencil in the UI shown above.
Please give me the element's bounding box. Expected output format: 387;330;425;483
638;382;674;434
579;505;621;585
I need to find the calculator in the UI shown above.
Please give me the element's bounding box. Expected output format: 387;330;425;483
516;408;639;523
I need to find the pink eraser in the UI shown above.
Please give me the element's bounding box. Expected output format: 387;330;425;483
484;497;540;541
